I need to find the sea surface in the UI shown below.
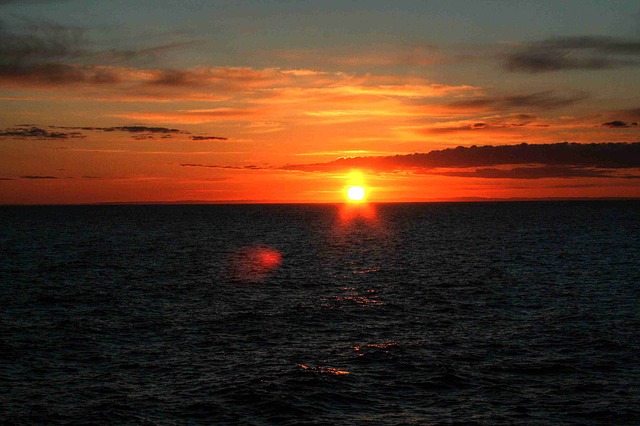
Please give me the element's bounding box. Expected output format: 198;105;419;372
1;201;639;425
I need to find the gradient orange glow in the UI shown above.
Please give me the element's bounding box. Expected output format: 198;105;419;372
1;1;639;204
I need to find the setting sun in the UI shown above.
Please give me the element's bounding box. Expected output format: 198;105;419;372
347;186;366;202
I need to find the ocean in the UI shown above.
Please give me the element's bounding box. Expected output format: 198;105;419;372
1;201;639;424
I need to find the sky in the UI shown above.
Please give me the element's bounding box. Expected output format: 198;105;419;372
1;0;640;204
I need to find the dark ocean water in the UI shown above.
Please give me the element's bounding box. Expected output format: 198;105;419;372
1;201;639;425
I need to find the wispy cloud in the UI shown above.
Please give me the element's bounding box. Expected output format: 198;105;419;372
273;44;442;68
0;19;86;62
180;163;267;170
0;18;483;124
0;17;201;90
446;90;588;111
417;121;531;135
113;108;262;124
503;36;640;73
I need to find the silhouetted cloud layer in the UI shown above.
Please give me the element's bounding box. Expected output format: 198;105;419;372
441;166;640;179
51;125;185;139
282;142;640;179
191;135;229;141
602;121;638;128
504;36;640;73
0;126;84;139
180;163;261;170
103;126;182;133
447;90;587;110
0;124;228;141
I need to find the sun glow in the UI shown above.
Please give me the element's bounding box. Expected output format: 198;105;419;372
347;185;366;202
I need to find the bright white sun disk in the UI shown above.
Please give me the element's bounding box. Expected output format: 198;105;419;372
347;186;366;201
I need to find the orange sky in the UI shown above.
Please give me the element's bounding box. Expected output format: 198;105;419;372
1;1;640;204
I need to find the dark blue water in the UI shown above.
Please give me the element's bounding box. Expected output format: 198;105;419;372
1;201;639;424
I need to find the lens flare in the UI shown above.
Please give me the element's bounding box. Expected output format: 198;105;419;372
229;245;282;283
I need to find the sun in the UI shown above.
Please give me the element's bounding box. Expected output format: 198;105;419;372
347;185;366;202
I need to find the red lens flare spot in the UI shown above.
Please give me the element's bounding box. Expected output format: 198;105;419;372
257;248;282;269
229;245;283;283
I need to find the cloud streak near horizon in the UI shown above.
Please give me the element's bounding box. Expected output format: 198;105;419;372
280;142;640;179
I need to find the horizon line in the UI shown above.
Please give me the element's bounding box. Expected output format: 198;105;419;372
1;196;639;207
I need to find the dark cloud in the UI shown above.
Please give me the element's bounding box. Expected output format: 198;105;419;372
504;36;640;73
150;69;196;86
503;91;588;108
281;142;640;178
425;123;490;134
180;163;263;170
441;166;639;179
0;18;198;86
3;124;229;142
55;125;186;134
425;120;535;134
0;126;84;139
21;175;58;179
548;36;640;53
0;177;14;180
0;62;92;84
506;52;629;73
191;135;228;141
0;19;86;62
602;121;638;128
50;125;193;139
0;19;90;84
448;90;587;111
52;125;182;133
103;126;182;134
0;19;122;86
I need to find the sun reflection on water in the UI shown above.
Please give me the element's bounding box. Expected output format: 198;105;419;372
298;364;350;376
338;202;378;224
